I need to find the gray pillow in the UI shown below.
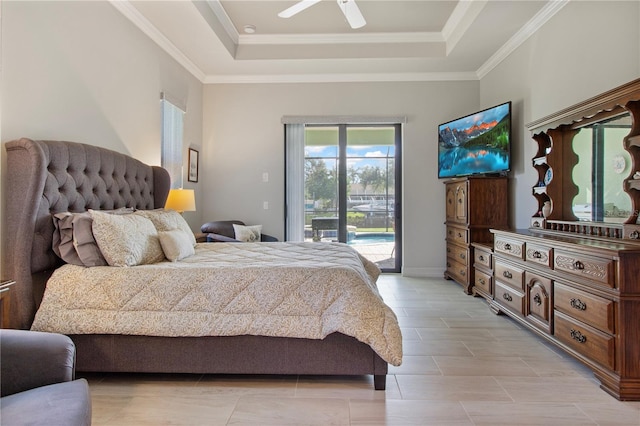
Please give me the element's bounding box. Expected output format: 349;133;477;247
52;208;134;266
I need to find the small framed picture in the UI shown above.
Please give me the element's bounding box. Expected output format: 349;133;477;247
188;148;199;183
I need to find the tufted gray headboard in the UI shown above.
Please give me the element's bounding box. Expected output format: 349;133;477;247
4;138;170;329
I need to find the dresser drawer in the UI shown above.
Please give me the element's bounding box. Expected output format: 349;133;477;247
446;258;469;286
447;244;469;266
474;247;492;269
447;226;468;245
495;281;525;315
554;282;615;334
474;269;492;296
553;250;614;288
494;237;525;260
554;311;615;370
494;260;524;291
526;243;553;269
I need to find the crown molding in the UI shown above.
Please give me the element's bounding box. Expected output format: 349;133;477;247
443;0;488;55
112;0;565;85
109;1;206;82
239;32;443;45
204;0;239;44
476;0;569;79
203;71;479;84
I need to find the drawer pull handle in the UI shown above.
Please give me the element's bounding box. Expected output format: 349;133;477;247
502;271;513;279
570;298;587;311
532;251;542;259
504;243;512;251
457;232;463;238
459;253;466;260
533;293;542;306
502;293;513;302
478;255;485;262
447;248;451;253
446;262;451;267
478;278;486;285
460;270;466;276
570;329;587;343
573;260;585;270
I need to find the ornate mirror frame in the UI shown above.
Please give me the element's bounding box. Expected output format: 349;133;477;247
526;78;640;241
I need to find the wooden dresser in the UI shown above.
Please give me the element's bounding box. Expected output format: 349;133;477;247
490;229;640;400
444;177;508;294
0;280;16;328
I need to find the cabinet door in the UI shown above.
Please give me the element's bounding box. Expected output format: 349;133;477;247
455;182;468;222
445;184;456;221
525;272;552;333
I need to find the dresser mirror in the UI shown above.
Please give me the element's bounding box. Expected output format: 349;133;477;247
571;112;632;223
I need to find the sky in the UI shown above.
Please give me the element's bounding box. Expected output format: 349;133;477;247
306;145;395;170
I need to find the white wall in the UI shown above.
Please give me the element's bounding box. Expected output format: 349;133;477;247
480;1;640;229
202;81;479;276
0;0;204;253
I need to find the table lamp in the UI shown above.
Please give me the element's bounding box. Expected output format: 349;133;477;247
165;188;196;214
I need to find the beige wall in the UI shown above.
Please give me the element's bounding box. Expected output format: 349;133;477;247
0;0;204;271
480;0;640;229
202;81;479;276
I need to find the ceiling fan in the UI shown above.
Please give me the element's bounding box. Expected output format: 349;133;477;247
278;0;366;29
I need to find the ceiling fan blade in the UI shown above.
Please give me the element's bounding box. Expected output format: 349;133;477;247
278;0;322;18
337;0;366;29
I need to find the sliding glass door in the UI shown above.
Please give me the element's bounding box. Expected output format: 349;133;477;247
302;124;401;272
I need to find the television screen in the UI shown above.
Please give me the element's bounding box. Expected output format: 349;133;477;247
438;101;511;179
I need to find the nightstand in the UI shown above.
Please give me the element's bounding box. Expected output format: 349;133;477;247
0;280;16;328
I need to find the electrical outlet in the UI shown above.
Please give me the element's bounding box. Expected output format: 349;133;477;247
262;172;269;183
263;201;269;210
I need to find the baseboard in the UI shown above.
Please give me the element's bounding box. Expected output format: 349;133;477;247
401;267;443;278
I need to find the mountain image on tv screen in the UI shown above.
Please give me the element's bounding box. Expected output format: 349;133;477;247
438;102;511;178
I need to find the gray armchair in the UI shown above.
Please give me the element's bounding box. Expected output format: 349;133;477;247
1;329;92;426
201;220;278;242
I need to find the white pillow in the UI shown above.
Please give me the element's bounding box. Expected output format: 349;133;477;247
233;224;262;242
90;210;165;267
158;230;195;261
135;209;196;246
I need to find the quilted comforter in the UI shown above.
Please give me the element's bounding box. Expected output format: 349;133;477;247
31;242;402;366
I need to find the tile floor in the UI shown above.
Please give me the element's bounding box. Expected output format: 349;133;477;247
84;275;640;425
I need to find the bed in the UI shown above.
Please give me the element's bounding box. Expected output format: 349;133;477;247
4;138;402;390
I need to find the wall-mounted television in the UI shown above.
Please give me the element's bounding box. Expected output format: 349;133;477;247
438;101;512;179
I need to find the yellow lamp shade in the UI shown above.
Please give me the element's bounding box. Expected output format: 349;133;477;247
165;189;196;213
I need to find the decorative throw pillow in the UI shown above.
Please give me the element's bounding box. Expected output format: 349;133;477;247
52;207;133;267
90;210;165;266
135;209;197;247
233;224;262;242
52;212;86;266
158;230;195;261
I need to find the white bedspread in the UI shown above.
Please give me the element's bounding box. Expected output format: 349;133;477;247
31;242;402;366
